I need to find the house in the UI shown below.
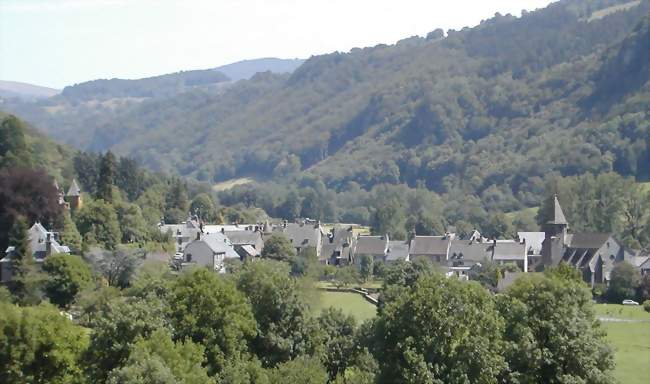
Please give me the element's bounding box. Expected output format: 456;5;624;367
447;239;493;278
517;231;545;269
320;226;355;265
408;235;454;263
270;220;324;258
66;179;83;210
202;223;259;234
492;240;528;272
183;232;240;272
1;222;71;283
638;256;650;276
353;235;389;263
386;240;410;263
224;228;264;261
158;219;201;254
541;195;629;287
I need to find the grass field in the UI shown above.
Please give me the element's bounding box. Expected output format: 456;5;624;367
313;291;377;323
212;177;255;191
505;206;539;221
595;304;650;384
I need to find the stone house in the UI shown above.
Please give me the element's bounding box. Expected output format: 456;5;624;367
353;235;389;263
1;222;71;283
183;232;240;272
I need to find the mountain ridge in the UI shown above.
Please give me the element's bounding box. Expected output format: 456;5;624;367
2;0;650;214
0;80;60;101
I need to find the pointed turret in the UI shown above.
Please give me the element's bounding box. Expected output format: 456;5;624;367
65;179;83;210
66;179;81;197
547;195;568;225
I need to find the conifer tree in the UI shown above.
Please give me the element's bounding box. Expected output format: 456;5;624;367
97;151;116;202
60;211;83;253
8;216;31;281
7;216;43;304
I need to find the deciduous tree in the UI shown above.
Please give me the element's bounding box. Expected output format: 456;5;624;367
236;260;321;367
168;268;256;375
373;274;506;383
261;234;296;261
497;271;614;383
0;302;89;383
42;254;93;308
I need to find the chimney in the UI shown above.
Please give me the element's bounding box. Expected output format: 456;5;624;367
46;233;52;256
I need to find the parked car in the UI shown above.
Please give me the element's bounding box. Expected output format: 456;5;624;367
622;299;639;306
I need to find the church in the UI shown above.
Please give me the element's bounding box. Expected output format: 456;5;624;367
541;196;630;288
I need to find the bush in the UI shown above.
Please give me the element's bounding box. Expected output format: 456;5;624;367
644;300;650;313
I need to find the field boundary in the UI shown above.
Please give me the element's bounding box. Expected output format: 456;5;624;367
318;287;379;306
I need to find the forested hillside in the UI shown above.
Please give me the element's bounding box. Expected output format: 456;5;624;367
3;0;650;217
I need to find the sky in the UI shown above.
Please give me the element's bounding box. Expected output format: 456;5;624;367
0;0;554;89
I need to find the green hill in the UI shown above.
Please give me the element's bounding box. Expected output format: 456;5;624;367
3;0;650;215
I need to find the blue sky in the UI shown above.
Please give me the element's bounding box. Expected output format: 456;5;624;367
0;0;553;89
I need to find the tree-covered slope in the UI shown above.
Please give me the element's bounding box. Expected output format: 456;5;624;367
58;68;230;101
3;0;650;212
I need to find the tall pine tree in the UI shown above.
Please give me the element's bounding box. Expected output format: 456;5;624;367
7;216;43;304
97;151;116;203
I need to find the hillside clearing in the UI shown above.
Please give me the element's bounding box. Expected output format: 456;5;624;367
212;177;255;192
588;0;641;21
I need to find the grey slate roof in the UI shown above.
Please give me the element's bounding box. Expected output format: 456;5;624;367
66;179;81;197
518;232;545;255
224;230;262;246
321;226;355;261
547;195;568;225
639;257;650;270
3;223;70;262
200;233;240;259
492;241;527;260
448;240;492;262
272;223;321;247
409;236;451;256
238;244;260;257
386;241;409;262
566;233;611;249
355;236;388;256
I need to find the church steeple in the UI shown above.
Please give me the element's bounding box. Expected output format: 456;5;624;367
541;194;568;267
547;194;568;226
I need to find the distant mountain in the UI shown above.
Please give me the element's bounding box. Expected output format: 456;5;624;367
0;80;60;101
214;58;305;81
59;69;230;101
2;0;650;214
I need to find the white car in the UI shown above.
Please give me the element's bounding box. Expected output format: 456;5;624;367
622;299;639;306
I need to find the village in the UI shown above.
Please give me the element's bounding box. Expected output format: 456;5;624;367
2;178;649;294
